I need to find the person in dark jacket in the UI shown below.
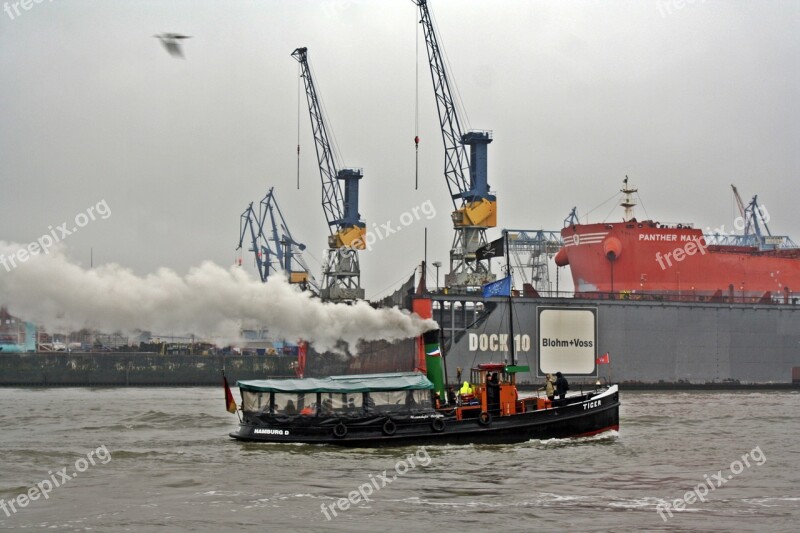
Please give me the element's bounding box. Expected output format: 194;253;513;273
486;372;501;416
446;386;457;406
554;372;569;400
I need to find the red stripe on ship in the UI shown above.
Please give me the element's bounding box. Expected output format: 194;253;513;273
574;424;619;438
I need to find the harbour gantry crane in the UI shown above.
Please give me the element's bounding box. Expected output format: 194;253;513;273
730;184;772;247
731;184;747;222
237;187;318;293
414;0;497;291
709;185;796;250
292;46;366;302
238;202;269;282
260;187;318;292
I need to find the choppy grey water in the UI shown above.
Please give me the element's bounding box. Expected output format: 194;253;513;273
0;387;797;531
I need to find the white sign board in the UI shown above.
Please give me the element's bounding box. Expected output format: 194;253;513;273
538;307;597;376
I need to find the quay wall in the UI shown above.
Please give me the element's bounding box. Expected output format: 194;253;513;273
0;353;298;387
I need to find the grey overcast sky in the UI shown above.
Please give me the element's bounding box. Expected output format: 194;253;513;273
2;0;798;300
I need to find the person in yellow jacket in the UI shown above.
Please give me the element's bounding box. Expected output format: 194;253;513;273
458;381;479;406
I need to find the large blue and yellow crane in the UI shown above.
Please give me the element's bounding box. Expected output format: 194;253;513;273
414;0;497;291
292;46;366;302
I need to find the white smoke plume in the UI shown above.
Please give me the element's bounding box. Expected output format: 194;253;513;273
0;242;438;352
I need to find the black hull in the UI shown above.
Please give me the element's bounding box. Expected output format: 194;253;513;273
230;386;619;447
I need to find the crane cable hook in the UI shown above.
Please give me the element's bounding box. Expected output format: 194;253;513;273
414;10;420;190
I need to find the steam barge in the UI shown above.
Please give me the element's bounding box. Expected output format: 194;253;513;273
229;369;619;447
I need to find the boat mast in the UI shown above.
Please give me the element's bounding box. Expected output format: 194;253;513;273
504;230;516;383
621;176;638;222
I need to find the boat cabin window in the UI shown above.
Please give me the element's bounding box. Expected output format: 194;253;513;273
319;392;363;416
272;392;317;415
273;393;300;415
295;393;317;415
242;391;266;412
471;369;506;384
366;389;431;413
407;389;431;408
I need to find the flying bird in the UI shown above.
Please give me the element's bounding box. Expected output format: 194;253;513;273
154;33;192;58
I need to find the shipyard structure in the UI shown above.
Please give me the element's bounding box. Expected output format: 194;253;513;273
423;294;800;385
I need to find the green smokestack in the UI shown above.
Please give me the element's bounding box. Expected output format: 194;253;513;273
423;329;445;402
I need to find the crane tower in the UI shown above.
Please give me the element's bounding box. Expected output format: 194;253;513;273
292;47;366;302
414;0;497;291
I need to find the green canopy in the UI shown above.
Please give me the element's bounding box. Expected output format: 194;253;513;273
237;372;434;394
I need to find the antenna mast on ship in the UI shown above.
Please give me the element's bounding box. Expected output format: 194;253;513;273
620;176;638;222
503;230;516;385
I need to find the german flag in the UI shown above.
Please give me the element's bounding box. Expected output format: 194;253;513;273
223;373;237;414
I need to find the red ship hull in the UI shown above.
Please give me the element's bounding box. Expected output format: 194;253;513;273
558;220;800;300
